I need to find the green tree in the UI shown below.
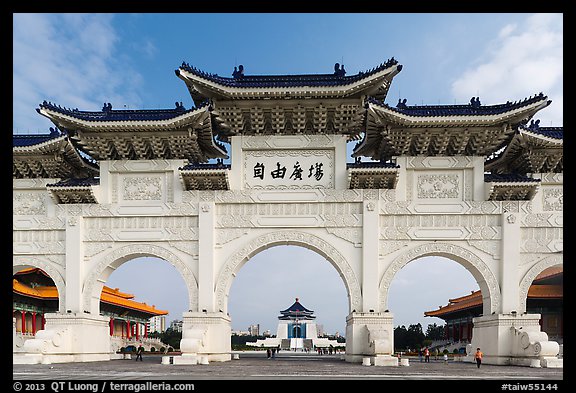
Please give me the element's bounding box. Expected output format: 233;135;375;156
425;323;445;341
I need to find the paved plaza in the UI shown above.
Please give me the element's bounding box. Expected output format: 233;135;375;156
13;352;563;381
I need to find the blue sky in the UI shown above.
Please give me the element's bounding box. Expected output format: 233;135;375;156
13;13;563;335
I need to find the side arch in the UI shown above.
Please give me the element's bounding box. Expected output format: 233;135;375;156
82;243;198;315
519;254;563;313
13;256;66;313
379;242;501;315
215;230;362;313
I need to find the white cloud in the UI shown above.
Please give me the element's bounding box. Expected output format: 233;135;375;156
451;13;563;126
13;13;143;133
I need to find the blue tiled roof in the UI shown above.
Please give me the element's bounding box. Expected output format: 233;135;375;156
13;128;64;147
523;125;563;139
368;93;550;117
484;173;541;183
37;100;210;122
177;58;401;88
347;161;400;169
280;299;314;315
179;162;231;171
47;177;100;187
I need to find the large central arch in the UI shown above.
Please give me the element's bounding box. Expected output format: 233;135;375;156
379;242;501;316
215;230;362;314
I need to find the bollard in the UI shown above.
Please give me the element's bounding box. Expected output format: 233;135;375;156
400;358;410;366
362;357;371;366
233;353;240;360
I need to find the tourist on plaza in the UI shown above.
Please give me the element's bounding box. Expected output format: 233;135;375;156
424;347;430;363
271;347;276;359
474;348;483;368
418;349;423;362
135;345;144;361
443;353;448;364
266;348;271;359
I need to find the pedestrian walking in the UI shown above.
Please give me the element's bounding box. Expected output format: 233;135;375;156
135;345;144;361
266;348;271;359
271;347;276;359
443;353;448;364
424;347;430;363
418;349;423;362
474;347;483;368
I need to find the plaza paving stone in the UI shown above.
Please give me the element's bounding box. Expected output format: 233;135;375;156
13;352;564;382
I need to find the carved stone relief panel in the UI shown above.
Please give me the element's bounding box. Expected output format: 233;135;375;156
13;192;47;215
122;176;163;201
416;173;460;199
542;187;563;211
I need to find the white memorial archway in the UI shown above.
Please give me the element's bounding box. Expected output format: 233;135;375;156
13;59;562;367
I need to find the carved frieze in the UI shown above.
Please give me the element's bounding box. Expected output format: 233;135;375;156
406;156;474;169
13;192;47;215
83;216;198;241
122;176;163;201
379;241;410;256
326;228;362;245
417;174;460;199
13;242;65;254
521;228;563;253
542;188;563;211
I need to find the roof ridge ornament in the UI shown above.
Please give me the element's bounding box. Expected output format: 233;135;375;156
333;63;346;77
470;97;481;108
232;64;244;78
396;98;408;109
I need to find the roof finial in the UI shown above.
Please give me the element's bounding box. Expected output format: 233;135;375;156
295;297;299;302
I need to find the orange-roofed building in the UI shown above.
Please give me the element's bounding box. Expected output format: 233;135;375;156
13;268;168;351
424;266;563;346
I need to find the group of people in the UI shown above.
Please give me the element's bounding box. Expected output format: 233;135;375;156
416;346;483;368
266;345;280;359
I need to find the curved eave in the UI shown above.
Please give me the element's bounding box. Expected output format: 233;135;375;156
367;98;550;127
347;167;400;189
179;168;230;190
100;293;168;316
354;98;550;159
177;65;401;100
38;106;227;161
13;134;69;152
37;105;212;132
484;129;563;174
485;180;540;201
46;186;98;204
13;135;100;178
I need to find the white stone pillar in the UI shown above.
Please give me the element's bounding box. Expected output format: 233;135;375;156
362;200;379;312
198;201;215;312
334;135;348;190
500;211;520;313
65;215;83;313
229;136;243;190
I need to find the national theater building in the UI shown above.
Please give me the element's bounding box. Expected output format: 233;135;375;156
425;266;563;349
13;267;168;354
13;57;562;367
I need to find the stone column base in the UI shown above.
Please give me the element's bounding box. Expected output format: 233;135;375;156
173;311;231;363
469;313;562;368
12;313;111;364
372;354;399;366
345;311;394;364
